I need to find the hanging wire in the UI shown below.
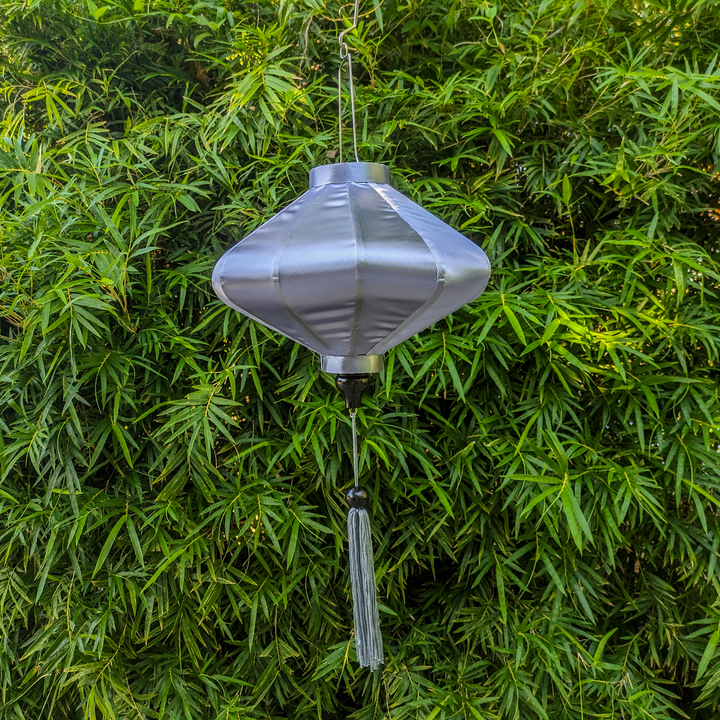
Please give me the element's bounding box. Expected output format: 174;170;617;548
338;0;360;163
350;409;359;487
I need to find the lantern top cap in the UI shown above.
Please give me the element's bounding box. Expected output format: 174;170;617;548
310;162;390;188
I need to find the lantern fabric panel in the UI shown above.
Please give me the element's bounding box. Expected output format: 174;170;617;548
274;184;361;353
366;184;491;355
212;195;325;350
344;182;439;354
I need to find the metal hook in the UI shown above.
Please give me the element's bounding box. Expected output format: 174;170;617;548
338;0;359;52
338;0;360;163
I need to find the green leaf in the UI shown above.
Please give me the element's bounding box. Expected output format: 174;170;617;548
697;630;720;680
430;481;455;518
496;563;507;623
503;305;526;345
92;516;126;578
562;174;572;204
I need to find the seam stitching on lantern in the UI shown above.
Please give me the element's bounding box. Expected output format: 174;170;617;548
347;183;366;357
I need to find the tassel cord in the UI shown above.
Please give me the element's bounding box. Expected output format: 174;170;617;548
350;409;359;488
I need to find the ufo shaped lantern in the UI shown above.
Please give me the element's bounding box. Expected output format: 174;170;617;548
213;0;493;669
212;160;491;671
212;161;491;377
212;158;491;673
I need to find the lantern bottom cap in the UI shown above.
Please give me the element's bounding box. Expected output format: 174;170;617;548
321;355;384;374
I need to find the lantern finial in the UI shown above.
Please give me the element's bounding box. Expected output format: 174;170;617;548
335;374;372;410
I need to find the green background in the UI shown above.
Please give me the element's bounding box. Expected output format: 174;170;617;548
2;0;720;717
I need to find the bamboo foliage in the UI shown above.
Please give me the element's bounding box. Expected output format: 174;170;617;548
1;0;720;718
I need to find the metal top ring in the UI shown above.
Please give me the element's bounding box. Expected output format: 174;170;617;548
310;162;390;188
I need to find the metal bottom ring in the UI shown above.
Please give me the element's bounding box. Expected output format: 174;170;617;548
321;355;384;374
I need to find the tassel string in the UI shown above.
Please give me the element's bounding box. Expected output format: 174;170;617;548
350;409;359;488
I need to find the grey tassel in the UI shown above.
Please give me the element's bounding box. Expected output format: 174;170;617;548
347;505;383;670
345;409;383;670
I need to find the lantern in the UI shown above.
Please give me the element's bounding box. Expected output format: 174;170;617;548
211;2;490;673
212;162;490;375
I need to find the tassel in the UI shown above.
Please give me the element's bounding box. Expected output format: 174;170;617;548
347;501;383;670
345;409;383;671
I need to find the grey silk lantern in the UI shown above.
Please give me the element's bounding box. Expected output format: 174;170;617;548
212;162;491;374
212;163;490;670
211;1;490;675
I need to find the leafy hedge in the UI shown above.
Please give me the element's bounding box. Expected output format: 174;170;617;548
2;0;720;718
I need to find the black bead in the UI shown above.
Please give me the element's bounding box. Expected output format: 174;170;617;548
346;486;368;509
